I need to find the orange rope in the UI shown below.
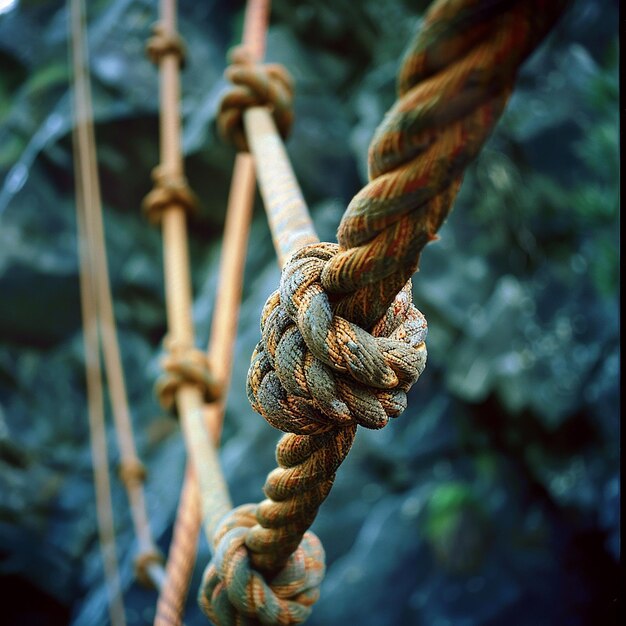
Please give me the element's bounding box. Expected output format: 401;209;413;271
70;0;126;622
68;0;164;592
153;3;270;623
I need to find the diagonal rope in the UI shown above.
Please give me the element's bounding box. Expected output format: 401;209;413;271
69;0;127;623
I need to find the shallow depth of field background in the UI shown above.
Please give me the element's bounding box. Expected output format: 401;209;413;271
0;0;619;625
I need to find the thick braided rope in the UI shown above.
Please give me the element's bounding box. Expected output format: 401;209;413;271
200;504;325;626
321;0;570;329
200;1;569;623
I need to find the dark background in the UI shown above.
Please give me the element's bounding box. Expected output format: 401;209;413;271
0;0;619;624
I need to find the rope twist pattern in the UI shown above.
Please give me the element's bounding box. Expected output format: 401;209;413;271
248;243;427;434
199;0;569;622
218;46;295;152
199;504;324;626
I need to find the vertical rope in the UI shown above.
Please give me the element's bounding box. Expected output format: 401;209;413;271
69;1;127;623
154;3;271;623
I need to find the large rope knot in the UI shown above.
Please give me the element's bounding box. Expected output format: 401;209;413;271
199;504;325;626
247;242;427;435
218;45;294;152
155;337;221;413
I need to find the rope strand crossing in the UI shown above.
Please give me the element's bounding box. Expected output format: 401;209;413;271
199;0;570;624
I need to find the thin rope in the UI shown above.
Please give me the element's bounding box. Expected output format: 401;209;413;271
147;0;233;551
68;0;164;592
154;3;270;623
69;0;127;623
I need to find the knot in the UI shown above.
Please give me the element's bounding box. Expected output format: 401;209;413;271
247;243;427;434
141;166;199;225
134;548;164;589
156;338;221;412
199;504;324;626
146;21;186;65
218;45;295;152
118;459;147;487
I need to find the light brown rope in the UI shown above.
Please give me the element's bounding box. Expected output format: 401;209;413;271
153;2;270;623
69;1;126;623
69;0;165;592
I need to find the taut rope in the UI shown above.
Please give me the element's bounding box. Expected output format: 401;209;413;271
199;0;570;623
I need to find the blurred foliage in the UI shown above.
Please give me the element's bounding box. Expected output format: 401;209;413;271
0;1;619;625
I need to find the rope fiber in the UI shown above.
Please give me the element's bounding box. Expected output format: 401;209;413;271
198;1;570;624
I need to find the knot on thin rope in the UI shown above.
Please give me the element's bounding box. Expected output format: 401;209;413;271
199;504;325;626
142;165;199;225
218;45;294;152
146;21;186;65
156;338;221;412
118;459;147;487
247;243;427;435
134;548;164;589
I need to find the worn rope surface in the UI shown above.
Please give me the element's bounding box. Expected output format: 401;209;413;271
200;0;569;624
324;0;570;329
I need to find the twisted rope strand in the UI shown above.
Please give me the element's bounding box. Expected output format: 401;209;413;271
324;0;570;329
200;1;570;624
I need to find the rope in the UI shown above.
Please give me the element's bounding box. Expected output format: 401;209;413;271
324;0;570;329
154;3;271;623
69;1;127;623
68;0;165;593
199;0;570;623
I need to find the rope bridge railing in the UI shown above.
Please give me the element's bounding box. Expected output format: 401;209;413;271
68;0;570;624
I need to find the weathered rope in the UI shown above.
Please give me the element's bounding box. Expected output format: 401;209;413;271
199;504;324;626
153;1;271;623
323;0;571;329
199;0;569;624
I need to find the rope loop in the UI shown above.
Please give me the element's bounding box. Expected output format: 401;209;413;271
156;337;222;412
247;242;427;435
199;504;324;626
134;548;165;589
218;45;295;152
146;21;186;66
142;165;199;225
118;458;147;487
